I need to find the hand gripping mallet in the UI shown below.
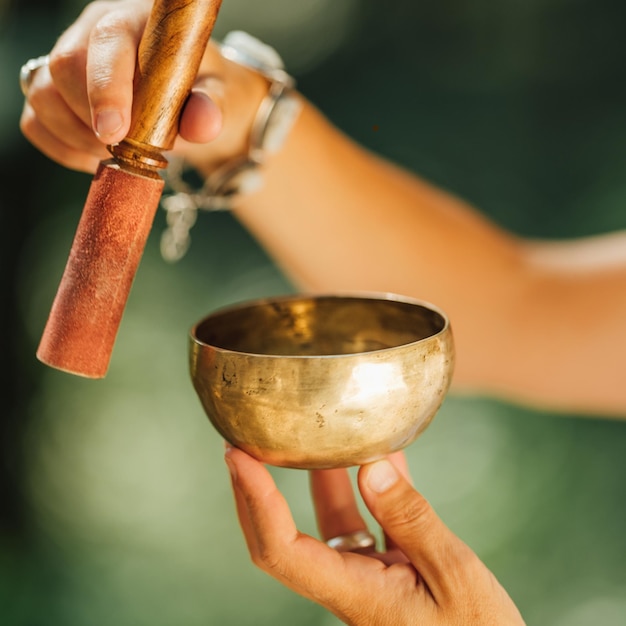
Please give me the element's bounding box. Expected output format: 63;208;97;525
37;0;223;378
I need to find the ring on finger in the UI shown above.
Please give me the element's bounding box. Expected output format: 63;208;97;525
326;530;376;553
20;54;50;97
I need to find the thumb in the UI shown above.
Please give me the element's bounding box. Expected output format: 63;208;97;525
358;459;478;602
178;76;224;144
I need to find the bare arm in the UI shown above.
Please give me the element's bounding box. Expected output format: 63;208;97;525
227;102;626;417
20;0;626;417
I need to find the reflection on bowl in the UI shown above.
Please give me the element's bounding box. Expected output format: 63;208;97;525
189;293;454;469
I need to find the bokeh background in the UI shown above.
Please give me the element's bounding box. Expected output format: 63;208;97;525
2;0;626;624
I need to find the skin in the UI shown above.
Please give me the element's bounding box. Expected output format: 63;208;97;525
226;445;526;625
17;0;625;621
20;1;626;418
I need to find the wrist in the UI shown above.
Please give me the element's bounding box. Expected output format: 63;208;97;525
189;31;299;176
161;32;302;261
183;63;269;172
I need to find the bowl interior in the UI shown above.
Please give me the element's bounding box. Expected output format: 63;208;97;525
192;294;447;357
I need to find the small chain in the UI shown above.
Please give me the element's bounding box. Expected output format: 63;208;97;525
160;158;230;263
160;187;200;263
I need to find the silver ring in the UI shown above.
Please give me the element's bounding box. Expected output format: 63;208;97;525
20;54;50;97
326;530;376;553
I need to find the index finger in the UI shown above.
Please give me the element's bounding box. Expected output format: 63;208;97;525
224;447;387;618
50;1;147;144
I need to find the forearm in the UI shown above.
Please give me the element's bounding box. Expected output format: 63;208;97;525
212;100;626;417
22;0;624;417
509;236;626;417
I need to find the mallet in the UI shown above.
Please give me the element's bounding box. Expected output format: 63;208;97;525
37;0;223;378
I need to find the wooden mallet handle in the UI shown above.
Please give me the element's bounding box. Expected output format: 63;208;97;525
37;0;223;378
113;0;223;170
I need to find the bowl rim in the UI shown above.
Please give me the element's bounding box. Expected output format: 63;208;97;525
189;290;451;359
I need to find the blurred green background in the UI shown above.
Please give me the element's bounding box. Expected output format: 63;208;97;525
2;0;626;624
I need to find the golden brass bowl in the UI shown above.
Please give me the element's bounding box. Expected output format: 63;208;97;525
189;293;454;469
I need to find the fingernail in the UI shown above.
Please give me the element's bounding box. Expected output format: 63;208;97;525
95;109;123;138
367;459;399;493
224;446;237;480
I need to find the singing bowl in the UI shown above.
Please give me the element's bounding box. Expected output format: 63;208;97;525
189;293;454;469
